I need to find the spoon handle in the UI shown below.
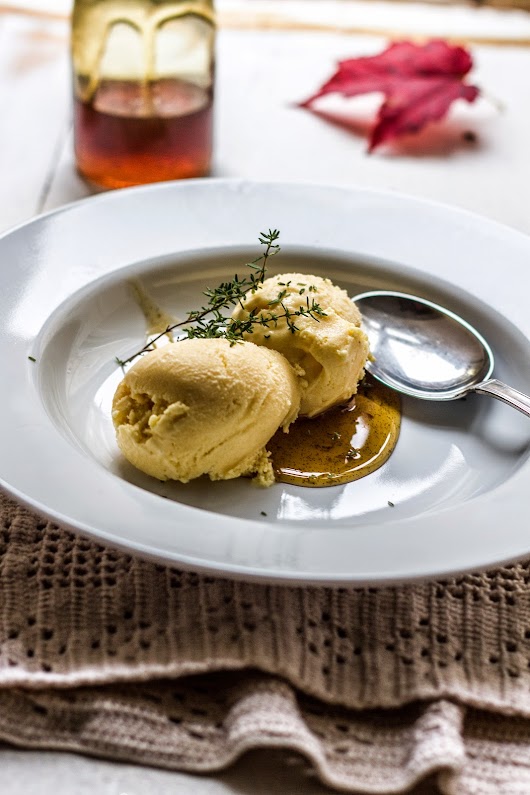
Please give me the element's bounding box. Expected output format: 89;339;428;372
474;379;530;418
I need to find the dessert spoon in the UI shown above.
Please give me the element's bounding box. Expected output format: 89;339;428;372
352;290;530;417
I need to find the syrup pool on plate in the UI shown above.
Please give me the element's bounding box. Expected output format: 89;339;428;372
267;375;401;487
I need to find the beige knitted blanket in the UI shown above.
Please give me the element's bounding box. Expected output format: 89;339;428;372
1;491;530;793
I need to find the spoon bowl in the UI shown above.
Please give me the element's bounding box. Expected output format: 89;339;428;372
353;290;530;418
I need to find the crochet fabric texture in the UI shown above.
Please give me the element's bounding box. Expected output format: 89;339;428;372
1;491;530;793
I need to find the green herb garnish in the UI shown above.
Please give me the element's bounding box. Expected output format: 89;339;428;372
116;230;326;367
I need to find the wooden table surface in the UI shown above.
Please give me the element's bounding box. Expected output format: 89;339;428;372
1;3;529;792
2;6;530;237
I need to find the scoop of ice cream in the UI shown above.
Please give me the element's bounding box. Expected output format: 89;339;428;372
231;273;369;417
112;338;301;486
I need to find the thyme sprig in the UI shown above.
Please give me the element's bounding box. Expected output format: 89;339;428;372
115;230;327;368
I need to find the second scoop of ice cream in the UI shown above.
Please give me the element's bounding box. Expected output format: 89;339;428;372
231;273;370;417
112;338;301;486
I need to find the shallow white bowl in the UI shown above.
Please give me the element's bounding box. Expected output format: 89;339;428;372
2;179;530;584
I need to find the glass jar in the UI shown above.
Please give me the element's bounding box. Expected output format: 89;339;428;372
71;0;215;188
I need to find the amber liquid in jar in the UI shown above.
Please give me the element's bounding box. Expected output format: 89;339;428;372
74;77;213;188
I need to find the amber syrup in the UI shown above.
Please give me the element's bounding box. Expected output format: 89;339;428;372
74;78;213;188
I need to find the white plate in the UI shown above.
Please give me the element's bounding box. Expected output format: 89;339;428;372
2;179;530;585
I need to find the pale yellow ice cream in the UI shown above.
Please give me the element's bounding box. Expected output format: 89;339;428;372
112;338;301;486
231;273;370;417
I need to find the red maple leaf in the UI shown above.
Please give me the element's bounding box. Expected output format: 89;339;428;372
300;40;480;152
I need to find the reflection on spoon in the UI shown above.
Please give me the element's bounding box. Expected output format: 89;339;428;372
353;290;530;418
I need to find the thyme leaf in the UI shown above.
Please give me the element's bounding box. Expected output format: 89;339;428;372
116;230;327;368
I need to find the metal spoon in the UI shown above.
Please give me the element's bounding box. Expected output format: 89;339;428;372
352;290;530;418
